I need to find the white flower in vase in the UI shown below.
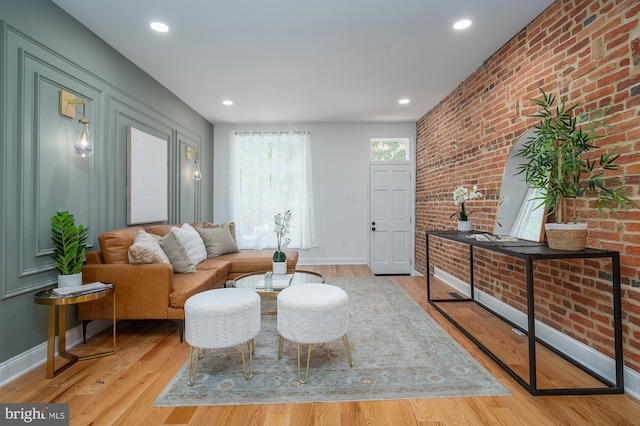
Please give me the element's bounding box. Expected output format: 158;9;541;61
273;210;291;263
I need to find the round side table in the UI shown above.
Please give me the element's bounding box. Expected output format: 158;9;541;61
34;287;116;378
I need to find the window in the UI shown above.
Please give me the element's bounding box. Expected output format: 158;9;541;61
370;138;409;161
228;131;317;250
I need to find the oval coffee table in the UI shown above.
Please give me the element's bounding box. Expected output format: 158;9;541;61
232;270;324;314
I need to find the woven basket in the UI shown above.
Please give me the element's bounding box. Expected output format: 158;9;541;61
545;223;588;251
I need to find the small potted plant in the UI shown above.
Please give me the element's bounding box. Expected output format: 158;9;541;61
450;185;483;232
515;89;637;250
50;210;89;287
272;210;291;275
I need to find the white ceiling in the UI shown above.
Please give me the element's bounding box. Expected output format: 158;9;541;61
52;0;554;124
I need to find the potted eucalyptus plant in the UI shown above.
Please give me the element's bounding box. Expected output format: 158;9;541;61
515;89;637;250
50;210;89;287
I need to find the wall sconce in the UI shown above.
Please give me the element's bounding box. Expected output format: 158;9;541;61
185;146;202;182
59;90;94;158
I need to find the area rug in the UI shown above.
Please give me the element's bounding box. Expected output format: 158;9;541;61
154;278;509;406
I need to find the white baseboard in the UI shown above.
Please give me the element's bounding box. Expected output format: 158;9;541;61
0;320;112;387
433;267;640;399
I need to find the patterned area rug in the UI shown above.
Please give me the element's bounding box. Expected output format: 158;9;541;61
154;278;509;406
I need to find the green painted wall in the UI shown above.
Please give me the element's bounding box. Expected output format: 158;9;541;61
0;0;214;365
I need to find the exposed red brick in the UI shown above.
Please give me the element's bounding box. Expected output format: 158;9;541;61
416;0;640;375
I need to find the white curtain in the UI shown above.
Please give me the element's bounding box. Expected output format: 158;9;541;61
229;131;317;250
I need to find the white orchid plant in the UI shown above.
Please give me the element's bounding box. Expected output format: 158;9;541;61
273;210;291;262
450;185;483;222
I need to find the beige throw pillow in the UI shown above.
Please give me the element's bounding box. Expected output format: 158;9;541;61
202;221;237;243
128;230;170;264
158;228;196;273
196;227;240;257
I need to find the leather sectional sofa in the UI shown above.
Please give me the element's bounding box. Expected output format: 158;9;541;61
78;222;298;342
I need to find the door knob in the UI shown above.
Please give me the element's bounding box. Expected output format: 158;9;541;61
371;227;376;231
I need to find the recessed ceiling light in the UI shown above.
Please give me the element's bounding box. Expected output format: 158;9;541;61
398;99;410;104
150;22;169;33
453;19;472;30
222;100;234;106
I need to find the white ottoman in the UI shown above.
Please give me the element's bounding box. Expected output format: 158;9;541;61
277;283;353;383
184;288;260;386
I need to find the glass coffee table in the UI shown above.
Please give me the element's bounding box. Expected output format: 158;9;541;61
233;270;324;314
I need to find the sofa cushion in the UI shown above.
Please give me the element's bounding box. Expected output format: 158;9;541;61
98;227;145;264
128;230;170;264
197;258;232;274
196;226;240;257
169;270;218;308
158;229;197;273
174;223;207;265
215;249;298;278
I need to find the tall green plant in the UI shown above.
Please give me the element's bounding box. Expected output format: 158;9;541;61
515;89;637;223
50;210;89;275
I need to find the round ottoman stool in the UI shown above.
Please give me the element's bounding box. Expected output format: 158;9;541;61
277;283;353;383
184;288;260;386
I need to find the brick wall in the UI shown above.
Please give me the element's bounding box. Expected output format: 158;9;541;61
416;0;640;372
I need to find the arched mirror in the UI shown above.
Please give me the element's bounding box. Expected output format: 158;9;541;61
493;129;546;242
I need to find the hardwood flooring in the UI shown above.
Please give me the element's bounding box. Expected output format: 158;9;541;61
2;264;640;425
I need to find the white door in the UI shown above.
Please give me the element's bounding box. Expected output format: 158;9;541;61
369;164;412;275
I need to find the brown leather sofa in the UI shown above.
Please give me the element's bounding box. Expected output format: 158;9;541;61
78;223;298;342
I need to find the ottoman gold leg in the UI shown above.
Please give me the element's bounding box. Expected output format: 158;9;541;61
342;335;353;367
278;336;284;359
297;343;312;384
187;346;201;387
241;339;254;380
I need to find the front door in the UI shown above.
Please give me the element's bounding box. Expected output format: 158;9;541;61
369;164;412;275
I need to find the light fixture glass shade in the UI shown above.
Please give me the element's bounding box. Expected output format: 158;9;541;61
192;160;202;181
74;117;94;158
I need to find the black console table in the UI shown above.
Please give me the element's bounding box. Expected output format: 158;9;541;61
426;230;623;396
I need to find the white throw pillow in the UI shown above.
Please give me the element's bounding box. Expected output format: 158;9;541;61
128;230;170;264
174;223;207;265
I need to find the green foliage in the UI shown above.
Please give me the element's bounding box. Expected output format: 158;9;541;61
515;89;638;223
370;140;408;161
50;211;89;275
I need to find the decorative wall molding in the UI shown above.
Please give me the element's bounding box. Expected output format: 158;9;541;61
0;8;212;366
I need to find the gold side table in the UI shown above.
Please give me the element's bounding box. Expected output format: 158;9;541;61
34;287;116;378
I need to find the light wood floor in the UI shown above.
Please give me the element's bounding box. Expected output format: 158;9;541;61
2;265;640;425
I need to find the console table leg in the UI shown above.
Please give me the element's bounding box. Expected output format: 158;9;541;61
613;252;624;390
469;246;474;300
426;234;431;300
526;256;537;391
